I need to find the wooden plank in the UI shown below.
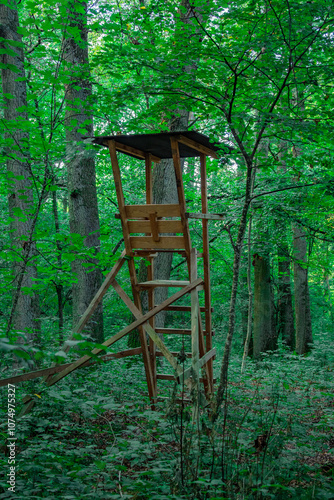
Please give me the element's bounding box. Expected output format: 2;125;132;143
179;348;216;382
113;141;161;164
138;279;190;288
37;250;127;385
125;204;181;219
103;348;142;360
111;281;196;393
164;305;212;313
70;251;126;340
130;236;185;249
111;281;183;375
149;212;160;242
191;249;200;387
186;212;225;220
101;141;156;402
176;134;218;159
0;363;75;387
146;248;156;398
29;279;202;391
155;328;191;335
0;347;144;388
127;220;183;234
200;153;213;387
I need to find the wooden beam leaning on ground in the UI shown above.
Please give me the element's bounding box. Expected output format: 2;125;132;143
0;348;142;387
20;277;204;406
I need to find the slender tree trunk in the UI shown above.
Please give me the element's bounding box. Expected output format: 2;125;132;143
0;1;40;341
253;253;276;357
277;244;295;348
293;225;313;353
52;191;64;343
241;217;253;372
214;156;253;419
63;0;103;342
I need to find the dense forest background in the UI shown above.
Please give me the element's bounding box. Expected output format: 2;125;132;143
0;0;334;498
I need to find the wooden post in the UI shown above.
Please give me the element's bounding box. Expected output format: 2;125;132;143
108;140;155;403
145;152;157;400
200;153;213;386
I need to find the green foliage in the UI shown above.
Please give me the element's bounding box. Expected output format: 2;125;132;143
1;335;334;498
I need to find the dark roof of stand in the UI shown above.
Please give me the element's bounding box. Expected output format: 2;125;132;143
89;130;221;160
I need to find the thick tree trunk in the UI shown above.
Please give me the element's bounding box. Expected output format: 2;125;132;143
152;111;188;328
63;0;103;342
277;244;295;348
0;1;40;341
253;254;276;357
293;225;313;353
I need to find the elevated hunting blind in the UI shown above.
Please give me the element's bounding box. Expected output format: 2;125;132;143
1;131;221;415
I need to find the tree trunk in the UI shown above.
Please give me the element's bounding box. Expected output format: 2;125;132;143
277;244;295;348
253;253;276;357
293;225;313;354
63;0;103;342
0;1;40;341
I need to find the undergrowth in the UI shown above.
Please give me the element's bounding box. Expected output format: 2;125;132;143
0;333;334;499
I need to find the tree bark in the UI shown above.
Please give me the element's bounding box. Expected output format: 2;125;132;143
63;0;103;342
277;244;295;348
0;1;40;341
293;225;313;354
253;253;276;357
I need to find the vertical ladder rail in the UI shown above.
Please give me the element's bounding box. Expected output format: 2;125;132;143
145;152;157;400
108;140;155;403
200;153;214;389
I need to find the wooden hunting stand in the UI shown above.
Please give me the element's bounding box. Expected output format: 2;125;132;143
1;131;220;415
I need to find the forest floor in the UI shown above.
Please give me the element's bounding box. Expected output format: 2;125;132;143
0;333;334;499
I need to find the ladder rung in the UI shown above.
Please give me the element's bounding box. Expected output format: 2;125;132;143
155;328;192;335
138;280;190;288
164;305;214;313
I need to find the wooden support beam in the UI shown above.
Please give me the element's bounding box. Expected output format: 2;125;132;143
111;141;161;163
164;305;213;313
176;134;218;159
155;328;192;335
108;139;155;402
149;212;160;242
68;251;126;340
191;249;200;391
200;153;213;387
178;348;216;383
0;348;143;388
138;280;190;288
111;281;197;392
